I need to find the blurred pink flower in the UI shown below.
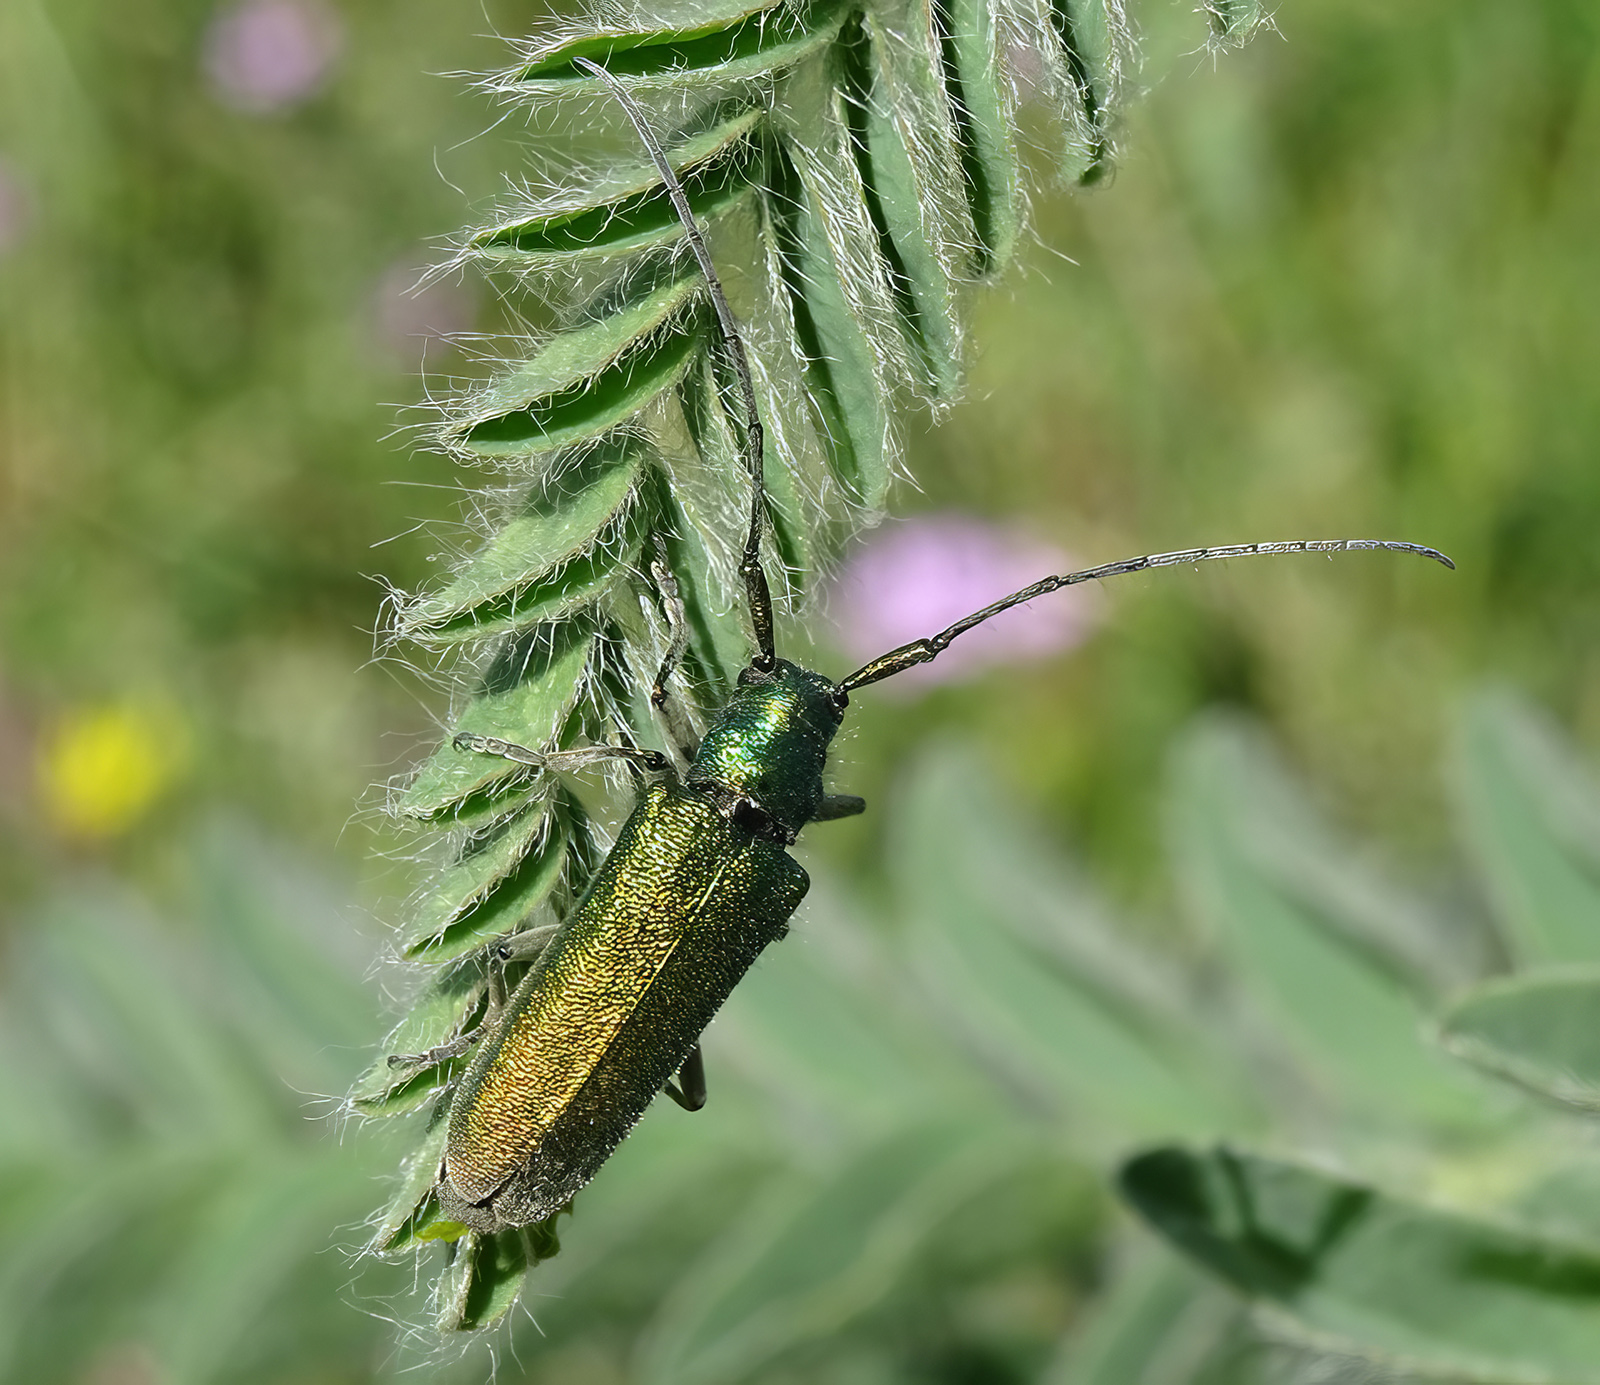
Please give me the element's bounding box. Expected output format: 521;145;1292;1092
826;513;1099;692
372;260;474;362
202;0;342;113
0;157;31;256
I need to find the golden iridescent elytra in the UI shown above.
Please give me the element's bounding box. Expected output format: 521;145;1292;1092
390;62;1454;1243
432;661;849;1232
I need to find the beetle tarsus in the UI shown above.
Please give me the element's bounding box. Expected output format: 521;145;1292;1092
388;1028;482;1070
455;734;671;776
650;536;691;718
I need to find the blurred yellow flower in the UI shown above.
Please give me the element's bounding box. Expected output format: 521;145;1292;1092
38;703;188;840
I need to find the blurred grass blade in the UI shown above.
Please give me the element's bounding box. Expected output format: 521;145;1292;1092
1045;1251;1241;1385
25;895;288;1137
0;1153;217;1380
1122;1144;1600;1385
1454;690;1600;967
637;1123;1030;1385
1512;1162;1600;1252
1438;967;1600;1112
1180;716;1482;997
184;820;381;1091
0;828;408;1380
155;1154;375;1385
894;744;1251;1140
712;872;994;1133
1168;718;1491;1128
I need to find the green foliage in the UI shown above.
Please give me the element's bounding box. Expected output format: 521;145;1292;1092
7;0;1599;1375
1122;1146;1600;1384
0;824;406;1385
1453;692;1600;968
11;690;1600;1381
1106;695;1600;1384
4;0;1597;894
362;0;1272;1329
1440;970;1600;1113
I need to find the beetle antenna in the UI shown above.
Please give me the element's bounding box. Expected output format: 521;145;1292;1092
574;58;777;673
835;538;1455;694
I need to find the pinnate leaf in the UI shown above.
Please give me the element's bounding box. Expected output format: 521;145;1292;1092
1122;1145;1600;1385
475;106;767;264
397;620;595;820
514;0;853;91
402;434;651;644
1439;967;1600;1112
1454;690;1600;967
1169;718;1491;1128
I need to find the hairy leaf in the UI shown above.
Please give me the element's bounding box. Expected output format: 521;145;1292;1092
351;964;488;1115
401;438;651;645
929;0;1023;271
475;106;768;265
513;0;854;92
1439;967;1600;1112
456;274;711;462
1170;718;1493;1129
1454;691;1600;967
401;803;568;961
1123;1145;1600;1384
397;620;596;819
372;0;1250;1331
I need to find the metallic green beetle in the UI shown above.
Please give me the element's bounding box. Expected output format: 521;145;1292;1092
396;63;1454;1238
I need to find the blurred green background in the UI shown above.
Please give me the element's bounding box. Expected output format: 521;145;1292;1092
1;0;1597;1381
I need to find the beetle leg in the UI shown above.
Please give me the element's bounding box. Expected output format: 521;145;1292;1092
648;537;702;763
663;1043;707;1112
492;922;558;963
649;536;689;709
387;972;504;1070
386;1030;479;1069
813;793;866;821
454;732;671;776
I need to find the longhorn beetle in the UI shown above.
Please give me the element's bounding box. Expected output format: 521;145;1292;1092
391;60;1453;1242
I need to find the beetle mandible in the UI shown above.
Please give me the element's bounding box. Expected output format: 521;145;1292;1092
392;59;1454;1238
